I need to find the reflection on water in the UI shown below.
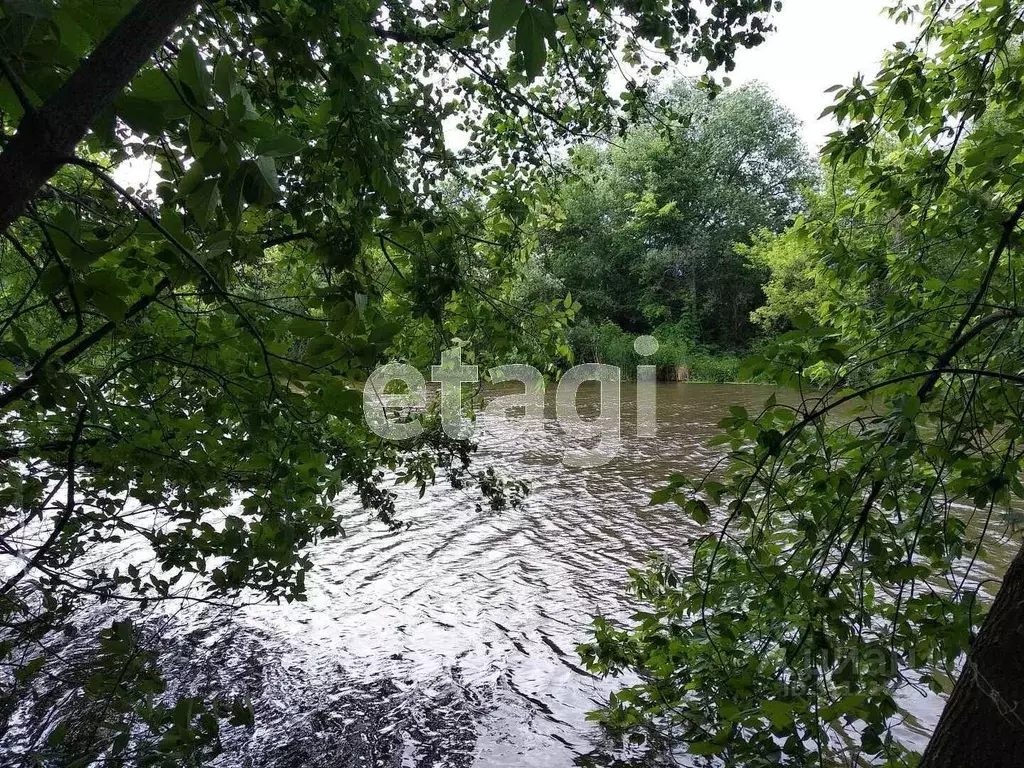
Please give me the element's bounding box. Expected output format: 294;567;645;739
218;382;782;767
3;383;1016;766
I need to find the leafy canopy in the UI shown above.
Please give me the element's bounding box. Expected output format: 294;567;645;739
0;0;780;762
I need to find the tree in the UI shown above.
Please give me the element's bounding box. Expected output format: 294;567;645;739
581;1;1024;766
740;160;865;337
0;0;781;761
537;80;813;349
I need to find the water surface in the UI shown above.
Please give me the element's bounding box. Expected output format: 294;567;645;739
219;383;776;766
5;383;1014;766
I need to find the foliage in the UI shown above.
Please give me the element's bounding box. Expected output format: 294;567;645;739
741;159;879;337
685;352;742;384
535;79;814;349
582;1;1024;765
567;319;682;373
567;318;741;382
0;0;783;761
741;225;826;334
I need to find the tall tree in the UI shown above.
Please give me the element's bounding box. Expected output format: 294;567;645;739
538;80;813;349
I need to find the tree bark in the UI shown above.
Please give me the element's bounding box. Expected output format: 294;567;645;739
919;539;1024;767
0;0;196;234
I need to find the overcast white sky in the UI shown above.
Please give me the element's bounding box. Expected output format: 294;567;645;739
721;0;909;150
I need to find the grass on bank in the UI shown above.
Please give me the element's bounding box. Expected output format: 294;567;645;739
566;320;745;384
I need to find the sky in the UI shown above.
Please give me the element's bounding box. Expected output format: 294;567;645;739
721;0;909;150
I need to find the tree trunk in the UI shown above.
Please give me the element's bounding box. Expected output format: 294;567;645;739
919;539;1024;767
0;0;196;234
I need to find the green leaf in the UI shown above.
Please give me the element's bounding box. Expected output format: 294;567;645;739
9;324;33;357
488;0;526;40
177;162;207;196
516;9;548;80
791;310;814;331
178;41;210;106
110;729;130;756
684;499;710;525
650;487;673;506
255;156;280;197
703;481;726;505
728;405;748;420
187;179;221;228
255;134;306;158
222;169;246;225
0;359;17;382
817;342;847;365
228;90;257;123
46;722;68;750
15;656;44;683
214;56;237;100
289;317;324;338
229;697;255;727
322;380;363;415
127;68;188;115
93;292;129;322
760;700;794;729
116;96;167;135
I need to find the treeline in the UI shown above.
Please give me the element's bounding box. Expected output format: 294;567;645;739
518;80;816;379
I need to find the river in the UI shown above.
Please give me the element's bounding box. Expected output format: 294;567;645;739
2;383;1013;766
212;381;749;767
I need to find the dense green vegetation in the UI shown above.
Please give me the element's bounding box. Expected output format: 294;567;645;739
581;2;1024;766
0;0;778;762
2;0;1024;766
561;318;745;382
521;80;814;377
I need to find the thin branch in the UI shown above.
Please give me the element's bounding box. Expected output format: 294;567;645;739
0;276;171;413
0;408;87;596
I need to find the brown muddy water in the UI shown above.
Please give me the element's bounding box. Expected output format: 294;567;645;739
2;383;1017;767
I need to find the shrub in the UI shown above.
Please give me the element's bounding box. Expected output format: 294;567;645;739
566;319;742;382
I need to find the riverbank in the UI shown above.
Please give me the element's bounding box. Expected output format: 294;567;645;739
566;320;748;383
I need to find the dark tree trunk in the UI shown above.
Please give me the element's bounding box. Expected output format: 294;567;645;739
0;0;196;234
919;539;1024;767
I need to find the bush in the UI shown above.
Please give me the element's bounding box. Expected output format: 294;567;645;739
566;319;742;382
686;353;741;383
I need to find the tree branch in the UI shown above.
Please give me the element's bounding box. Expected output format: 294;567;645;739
0;53;36;115
0;408;87;597
0;0;197;234
0;277;171;413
